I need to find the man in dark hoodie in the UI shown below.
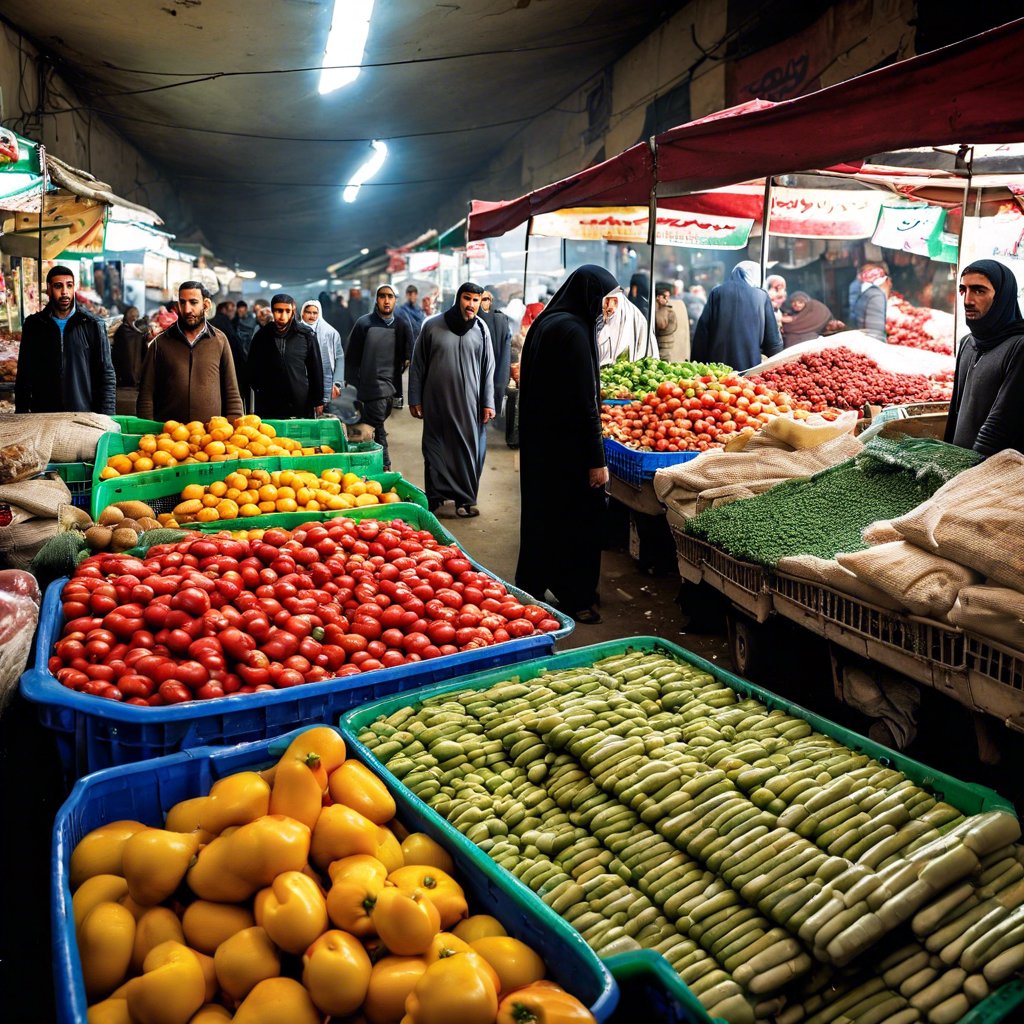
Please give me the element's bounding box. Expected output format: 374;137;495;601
16;264;116;414
246;293;324;419
944;259;1024;457
346;284;413;470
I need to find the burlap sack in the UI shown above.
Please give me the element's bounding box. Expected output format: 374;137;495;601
653;433;862;523
776;554;904;610
948;585;1024;649
889;450;1024;591
0;412;119;463
0;478;71;518
862;520;903;546
837;541;981;619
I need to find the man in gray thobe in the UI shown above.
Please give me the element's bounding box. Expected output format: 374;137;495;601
408;282;495;517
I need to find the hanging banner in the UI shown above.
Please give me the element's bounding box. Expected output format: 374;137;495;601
872;204;947;257
529;207;753;249
768;189;885;239
0;128;43;203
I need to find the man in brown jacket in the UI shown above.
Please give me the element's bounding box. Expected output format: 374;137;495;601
137;281;244;423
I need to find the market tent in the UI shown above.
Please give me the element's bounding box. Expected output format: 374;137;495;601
468;19;1024;240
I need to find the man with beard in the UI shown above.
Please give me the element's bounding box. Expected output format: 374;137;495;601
945;259;1024;456
16;265;115;414
478;289;512;418
408;282;495;517
246;293;324;419
346;284;413;471
137;281;243;423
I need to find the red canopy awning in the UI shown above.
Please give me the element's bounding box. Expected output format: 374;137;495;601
468;19;1024;240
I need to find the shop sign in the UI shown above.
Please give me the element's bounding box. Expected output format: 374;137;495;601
530;207;753;248
872;204;947;257
768;189;885;239
0;129;43;202
465;240;488;261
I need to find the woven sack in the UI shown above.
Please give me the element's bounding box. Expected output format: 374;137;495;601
861;520;903;546
0;412;118;463
889;450;1024;591
0;477;71;519
776;554;904;610
837;541;981;618
948;585;1024;649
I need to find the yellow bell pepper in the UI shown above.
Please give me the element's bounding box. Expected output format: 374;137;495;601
122;828;202;906
302;929;373;1017
186;1005;233;1023
79;901;136;1000
187;815;310;902
495;981;596;1024
326;874;384;936
213;926;281;1003
327;853;389;887
253;870;329;955
371;886;440;956
423;935;500;993
400;834;455;875
401;951;498;1024
181;899;255;955
124;940;206;1024
388;865;467;929
471;936;546;993
453;914;507;943
163;796;214;844
328;760;396;824
231;977;320;1024
86;997;131;1024
374;826;405;873
131;907;186;974
268;755;324;831
71;820;147;889
363;956;427;1024
310;803;381;869
281;725;347;774
193;948;219;1003
73;874;129;930
198;772;270;835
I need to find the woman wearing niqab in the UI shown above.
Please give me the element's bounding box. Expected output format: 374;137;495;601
596;286;656;365
515;264;618;623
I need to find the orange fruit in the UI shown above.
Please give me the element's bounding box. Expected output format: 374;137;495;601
205;440;226;456
138;435;158;454
162;420;182;435
249;442;267;457
258;484;277;502
225;472;248;490
346;482;367;497
229;434;249;449
156;436;176;452
193;451;209;463
185;421;205;435
239;503;261;518
326;495;345;511
182;483;205;501
258;500;277;514
277;486;296;501
99;466;119;480
108;455;132;475
170;425;190;443
152;450;173;467
355;493;379;507
365;480;383;496
258;423;277;438
300;447;315;457
135;457;154;472
305;500;320;512
171;441;191;461
210;453;231;463
380;491;401;504
209;480;228;498
202;493;220;508
275;497;298;513
196;507;219;522
321;469;342;485
215;499;239;520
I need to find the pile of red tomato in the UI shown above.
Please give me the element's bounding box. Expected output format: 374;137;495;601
886;293;954;355
601;375;797;452
49;519;560;706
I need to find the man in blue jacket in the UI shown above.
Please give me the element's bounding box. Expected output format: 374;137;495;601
15;265;116;414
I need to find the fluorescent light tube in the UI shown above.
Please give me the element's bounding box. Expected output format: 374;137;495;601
343;139;387;202
319;0;375;94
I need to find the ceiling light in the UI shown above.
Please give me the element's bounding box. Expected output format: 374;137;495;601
260;280;269;288
237;270;257;279
343;140;387;203
360;248;370;256
270;283;282;289
319;0;375;94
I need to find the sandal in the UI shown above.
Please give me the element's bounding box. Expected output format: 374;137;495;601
572;607;602;625
456;505;480;518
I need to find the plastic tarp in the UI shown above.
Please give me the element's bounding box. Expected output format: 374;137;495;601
468;19;1024;240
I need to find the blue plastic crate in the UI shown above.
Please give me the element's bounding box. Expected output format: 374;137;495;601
605;951;722;1024
604;438;702;488
52;729;619;1024
41;462;93;510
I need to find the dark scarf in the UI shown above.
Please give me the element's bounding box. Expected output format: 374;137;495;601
962;259;1024;349
443;282;483;336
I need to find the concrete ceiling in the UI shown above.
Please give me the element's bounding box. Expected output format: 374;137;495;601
2;0;684;283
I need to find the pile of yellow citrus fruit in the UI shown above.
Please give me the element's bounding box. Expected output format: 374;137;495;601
98;415;336;479
157;467;402;525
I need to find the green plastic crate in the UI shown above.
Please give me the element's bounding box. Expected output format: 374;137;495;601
40;462;93;510
112;416;349;448
92;459;423;520
91;440;384;517
339;636;1020;1023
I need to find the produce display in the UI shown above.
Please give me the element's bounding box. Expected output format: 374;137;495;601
0;332;19;383
357;647;1024;1023
887;293;954;355
748;347;950;413
156;467;404;527
47;520;561;705
685;437;981;568
99;415;337;479
600;357;732;399
601;376;810;454
69;726;598;1024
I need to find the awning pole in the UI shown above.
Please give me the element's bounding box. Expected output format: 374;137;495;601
647;135;658;324
953;146;975;352
759;175;774;286
37;146;46;303
522;218;533;301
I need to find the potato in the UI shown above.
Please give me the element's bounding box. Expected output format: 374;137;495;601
111;527;140;553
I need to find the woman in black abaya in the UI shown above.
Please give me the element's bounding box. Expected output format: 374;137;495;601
515;264;617;623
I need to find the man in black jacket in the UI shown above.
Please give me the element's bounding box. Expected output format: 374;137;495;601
246;293;324;419
944;259;1024;457
16;265;116;415
346;284;413;470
